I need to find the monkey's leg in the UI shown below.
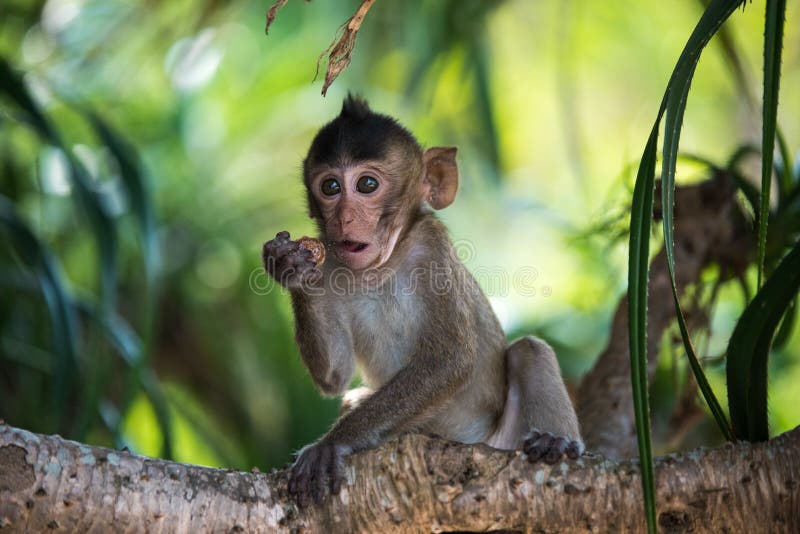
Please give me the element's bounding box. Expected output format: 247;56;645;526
487;336;584;462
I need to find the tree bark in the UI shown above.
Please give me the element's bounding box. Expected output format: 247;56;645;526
1;423;798;533
577;173;750;458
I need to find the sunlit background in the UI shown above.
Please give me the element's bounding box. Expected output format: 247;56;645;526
1;0;799;471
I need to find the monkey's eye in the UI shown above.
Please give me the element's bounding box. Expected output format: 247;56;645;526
356;175;379;194
320;177;342;196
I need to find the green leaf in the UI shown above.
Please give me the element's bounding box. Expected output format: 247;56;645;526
678;153;759;216
65;154;119;310
77;301;174;459
772;297;796;351
728;172;762;219
628;126;659;534
726;144;759;169
658;0;739;440
793;150;800;183
775;129;792;197
727;241;800;441
724;145;762;214
628;1;743;530
758;0;786;288
0;57;60;144
82;111;161;426
0;58;119;309
86;112;159;278
0;195;78;429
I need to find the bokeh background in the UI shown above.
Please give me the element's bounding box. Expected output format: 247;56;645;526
1;0;799;471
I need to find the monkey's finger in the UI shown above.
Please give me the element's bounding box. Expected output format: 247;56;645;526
288;465;303;495
289;475;304;502
295;472;312;507
287;248;314;269
565;441;582;459
301;460;317;508
312;447;333;505
526;434;556;463
265;231;291;252
290;460;311;499
275;240;301;259
262;241;279;263
308;469;320;506
521;430;542;455
298;248;314;262
544;437;569;464
331;451;346;495
297;486;310;509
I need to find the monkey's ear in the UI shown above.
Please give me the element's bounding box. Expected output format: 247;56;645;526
422;147;458;210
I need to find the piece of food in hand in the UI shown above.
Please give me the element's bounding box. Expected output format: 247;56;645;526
298;236;326;266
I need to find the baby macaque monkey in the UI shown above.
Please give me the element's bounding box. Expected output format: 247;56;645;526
262;95;583;507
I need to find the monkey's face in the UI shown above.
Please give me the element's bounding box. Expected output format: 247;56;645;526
301;96;459;271
308;162;404;271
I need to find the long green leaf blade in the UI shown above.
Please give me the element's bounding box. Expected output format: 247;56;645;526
0;58;118;309
628;126;659;533
659;0;740;442
776;128;793;198
0;57;60;144
0;195;79;430
628;1;743;529
727;241;800;441
772;297;796;350
86;112;159;278
77;301;174;459
758;0;786;288
66;154;119;310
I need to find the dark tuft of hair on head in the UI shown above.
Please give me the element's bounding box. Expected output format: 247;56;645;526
304;93;423;181
340;93;371;121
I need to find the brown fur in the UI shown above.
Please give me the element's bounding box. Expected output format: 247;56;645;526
262;97;582;506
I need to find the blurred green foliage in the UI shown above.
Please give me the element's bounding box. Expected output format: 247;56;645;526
0;0;798;472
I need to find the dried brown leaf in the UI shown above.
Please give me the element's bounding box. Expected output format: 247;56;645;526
315;0;376;96
265;0;289;35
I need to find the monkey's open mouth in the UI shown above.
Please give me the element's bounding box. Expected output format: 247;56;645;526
340;240;369;254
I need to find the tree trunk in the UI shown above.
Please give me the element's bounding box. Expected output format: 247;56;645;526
1;423;798;533
577;172;750;458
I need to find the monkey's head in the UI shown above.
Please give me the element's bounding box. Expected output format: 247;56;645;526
303;95;458;271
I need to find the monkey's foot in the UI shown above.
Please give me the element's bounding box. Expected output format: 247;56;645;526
522;430;584;464
288;440;351;508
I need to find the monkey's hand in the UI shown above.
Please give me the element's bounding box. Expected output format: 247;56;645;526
262;231;322;290
288;438;351;507
522;430;584;464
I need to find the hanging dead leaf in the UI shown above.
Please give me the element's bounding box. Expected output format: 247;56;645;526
315;0;376;96
265;0;289;34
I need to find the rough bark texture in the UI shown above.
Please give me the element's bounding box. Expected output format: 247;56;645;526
577;173;750;458
1;423;798;533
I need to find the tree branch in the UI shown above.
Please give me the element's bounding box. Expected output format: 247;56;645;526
1;423;797;532
577;172;750;458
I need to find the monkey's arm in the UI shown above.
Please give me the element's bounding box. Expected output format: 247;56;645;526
289;326;473;506
330;343;470;448
290;290;355;396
